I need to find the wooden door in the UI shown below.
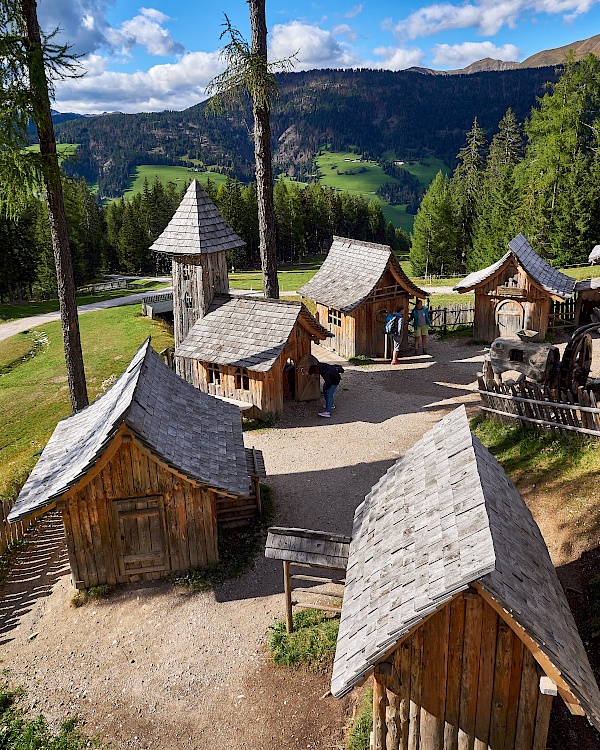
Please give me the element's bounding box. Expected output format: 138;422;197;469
295;353;321;401
495;299;525;338
113;496;168;577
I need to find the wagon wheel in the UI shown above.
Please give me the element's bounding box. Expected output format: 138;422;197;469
558;333;593;395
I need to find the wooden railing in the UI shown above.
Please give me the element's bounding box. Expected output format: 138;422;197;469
1;497;35;556
478;378;600;438
551;297;578;327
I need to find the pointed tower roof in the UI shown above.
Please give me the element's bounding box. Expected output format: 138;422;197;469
150;179;245;256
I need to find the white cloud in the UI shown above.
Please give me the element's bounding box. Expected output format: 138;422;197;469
332;24;357;43
107;8;184;57
270;21;360;69
386;0;598;40
53;51;223;113
369;46;425;70
344;4;363;18
432;41;522;66
38;0;113;55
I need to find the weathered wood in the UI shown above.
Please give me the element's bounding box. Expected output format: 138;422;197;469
487;620;514;748
457;593;483;750
515;649;540;749
284;561;294;633
443;595;465;750
408;627;423;750
505;635;525;748
532;692;553;750
374;671;389;750
420;605;449;750
473;600;499;750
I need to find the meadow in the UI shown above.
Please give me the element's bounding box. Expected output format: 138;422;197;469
121;165;229;200
0;306;174;504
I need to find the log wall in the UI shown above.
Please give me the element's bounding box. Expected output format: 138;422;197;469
372;591;553;750
59;436;224;589
472;261;552;343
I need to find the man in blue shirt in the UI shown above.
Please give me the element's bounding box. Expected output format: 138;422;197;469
410;299;431;355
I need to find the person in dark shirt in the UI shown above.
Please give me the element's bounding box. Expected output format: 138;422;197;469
410;298;431;355
308;361;342;418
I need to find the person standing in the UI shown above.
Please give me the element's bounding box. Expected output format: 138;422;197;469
385;305;405;365
411;298;431;355
309;361;342;418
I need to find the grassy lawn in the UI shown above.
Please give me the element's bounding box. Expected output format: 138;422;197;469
121;165;229;200
0;306;173;504
26;143;79;158
561;265;600;280
428;292;473;307
269;609;340;672
229;267;319;292
0;280;170;322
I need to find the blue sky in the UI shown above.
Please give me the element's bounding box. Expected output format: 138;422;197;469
40;0;600;114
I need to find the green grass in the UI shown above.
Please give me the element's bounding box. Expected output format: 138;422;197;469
348;354;376;366
268;609;340;672
120;165;229;200
346;688;373;750
167;484;275;590
560;265;600;280
25;143;79;159
0;306;174;506
71;584;118;608
0;684;101;748
228;267;319;292
427;292;474;307
0;280;170;322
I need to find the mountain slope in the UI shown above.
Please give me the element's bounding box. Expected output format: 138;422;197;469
54;66;558;199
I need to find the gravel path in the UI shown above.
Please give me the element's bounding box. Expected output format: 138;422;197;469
0;338;486;749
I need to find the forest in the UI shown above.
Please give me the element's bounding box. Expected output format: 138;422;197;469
410;54;600;275
0;173;408;302
51;66;559;198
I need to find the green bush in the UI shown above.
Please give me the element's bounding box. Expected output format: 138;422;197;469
346;688;373;750
268;608;340;672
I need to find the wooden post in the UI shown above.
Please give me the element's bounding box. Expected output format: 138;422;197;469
283;560;294;633
374;671;389;750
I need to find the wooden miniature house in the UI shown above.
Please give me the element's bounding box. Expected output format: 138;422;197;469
151;180;330;417
574;277;600;325
454;234;576;342
331;406;600;749
299;237;428;360
8;340;265;589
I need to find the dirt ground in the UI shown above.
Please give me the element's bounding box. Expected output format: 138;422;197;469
1;336;599;749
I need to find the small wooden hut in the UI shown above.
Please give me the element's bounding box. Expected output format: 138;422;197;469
331;406;600;749
574;277;600;325
299;237;427;359
454;234;576;342
8;340;265;589
151;180;330;417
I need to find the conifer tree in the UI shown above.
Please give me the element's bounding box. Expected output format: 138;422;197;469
410;171;457;276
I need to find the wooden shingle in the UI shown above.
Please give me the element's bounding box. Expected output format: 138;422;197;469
299;236;427;311
331;405;600;732
9;339;252;524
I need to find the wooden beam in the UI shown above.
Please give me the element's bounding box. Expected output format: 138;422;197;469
473;584;585;716
284;560;294;633
540;676;558;696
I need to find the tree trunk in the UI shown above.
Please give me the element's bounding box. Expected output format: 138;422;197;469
20;0;88;411
249;0;279;299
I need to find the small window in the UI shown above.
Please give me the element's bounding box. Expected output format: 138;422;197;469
328;308;342;327
235;367;250;390
208;363;221;385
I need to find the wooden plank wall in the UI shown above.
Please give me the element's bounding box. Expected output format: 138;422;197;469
0;497;34;556
185;319;315;416
373;592;553;750
472;262;550;343
62;438;219;589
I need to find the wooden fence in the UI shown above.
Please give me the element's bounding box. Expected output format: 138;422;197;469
1;497;35;556
478;378;600;438
77;279;135;294
429;304;475;333
550;296;577;327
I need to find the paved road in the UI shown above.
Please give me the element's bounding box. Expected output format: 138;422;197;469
0;287;172;343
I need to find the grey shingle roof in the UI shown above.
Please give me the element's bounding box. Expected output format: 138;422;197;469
575;277;600;292
265;527;351;569
454;233;576;299
8;340;251;524
299;236;427;312
176;295;331;372
331;405;600;731
150;179;245;256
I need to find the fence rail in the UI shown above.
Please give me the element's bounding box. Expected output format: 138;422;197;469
77;279;136;294
428;304;475;333
551;297;577;326
478;378;600;438
1;497;35;556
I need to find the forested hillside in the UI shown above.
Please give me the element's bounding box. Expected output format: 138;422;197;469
53;66;559;199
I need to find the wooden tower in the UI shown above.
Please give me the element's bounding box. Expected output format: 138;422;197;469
150;180;245;380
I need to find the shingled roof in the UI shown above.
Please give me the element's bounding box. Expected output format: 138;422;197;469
589;245;600;264
8;340;251;524
176;294;331;371
299;236;427;312
331;406;600;731
150;179;245;256
454;233;576;299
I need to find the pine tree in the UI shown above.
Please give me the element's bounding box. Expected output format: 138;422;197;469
410;171;457;276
